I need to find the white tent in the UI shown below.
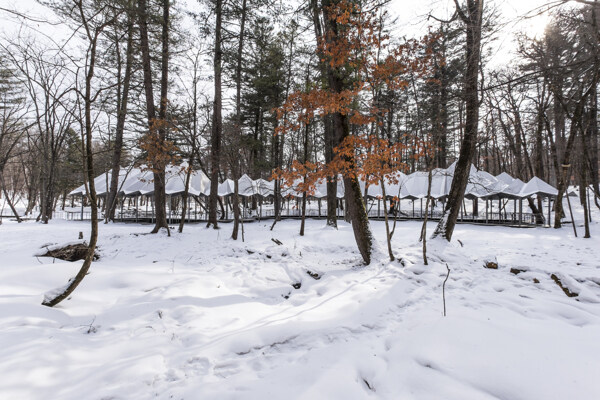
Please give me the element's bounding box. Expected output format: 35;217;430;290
496;172;515;185
164;166;211;197
403;168;452;199
68;169;130;197
500;177;525;199
238;174;258;197
519;177;558;198
255;178;274;197
383;172;409;198
218;179;235;197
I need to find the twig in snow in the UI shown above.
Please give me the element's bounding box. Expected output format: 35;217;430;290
443;264;451;317
271;238;283;246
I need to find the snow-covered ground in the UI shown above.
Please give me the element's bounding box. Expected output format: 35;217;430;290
1;201;599;399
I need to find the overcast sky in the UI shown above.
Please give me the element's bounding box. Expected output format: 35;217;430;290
0;0;562;75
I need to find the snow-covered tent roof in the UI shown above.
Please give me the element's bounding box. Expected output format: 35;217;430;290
255;178;274;197
384;172;409;198
519;176;558;198
120;168;154;196
218;179;235;197
360;179;382;198
496;172;515;185
238;174;257;197
465;169;507;199
68;169;130;197
71;164;558;202
500;178;525;199
164;166;211;197
312;179;329;198
403;168;452;199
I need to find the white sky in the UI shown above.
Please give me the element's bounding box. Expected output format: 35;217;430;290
0;0;560;83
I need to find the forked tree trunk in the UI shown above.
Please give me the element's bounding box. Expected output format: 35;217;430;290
432;0;483;241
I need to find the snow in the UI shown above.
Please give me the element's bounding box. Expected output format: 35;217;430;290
1;201;599;399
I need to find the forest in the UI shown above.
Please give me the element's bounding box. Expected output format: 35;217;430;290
0;0;599;399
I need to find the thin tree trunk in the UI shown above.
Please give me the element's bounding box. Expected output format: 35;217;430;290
107;7;134;222
137;0;169;234
43;2;103;306
231;0;247;240
421;168;433;265
207;0;222;229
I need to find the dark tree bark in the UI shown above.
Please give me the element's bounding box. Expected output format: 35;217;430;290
106;7;134;222
137;0;169;234
554;99;585;228
432;0;484;241
322;0;374;264
207;0;223;229
231;0;247;240
311;0;337;228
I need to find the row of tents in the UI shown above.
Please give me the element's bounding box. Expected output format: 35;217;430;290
69;162;559;201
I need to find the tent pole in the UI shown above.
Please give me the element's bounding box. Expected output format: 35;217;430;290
518;199;522;226
485;199;488;224
80;194;84;220
412;200;415;218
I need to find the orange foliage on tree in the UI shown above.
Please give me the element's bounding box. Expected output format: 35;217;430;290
273;0;438;196
138;118;181;173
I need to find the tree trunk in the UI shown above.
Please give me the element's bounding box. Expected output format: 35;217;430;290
207;0;222;229
43;3;101;306
231;0;247;240
137;0;169;234
432;0;484;241
107;8;134;222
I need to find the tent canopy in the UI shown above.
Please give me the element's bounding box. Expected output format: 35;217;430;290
70;164;558;201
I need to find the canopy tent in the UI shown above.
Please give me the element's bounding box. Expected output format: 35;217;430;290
255;179;274;197
68;168;131;197
218;179;235;197
69;163;558;202
164;167;211;197
519;176;558;198
402;169;452;199
500;177;526;199
238;174;257;197
496;172;515;185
